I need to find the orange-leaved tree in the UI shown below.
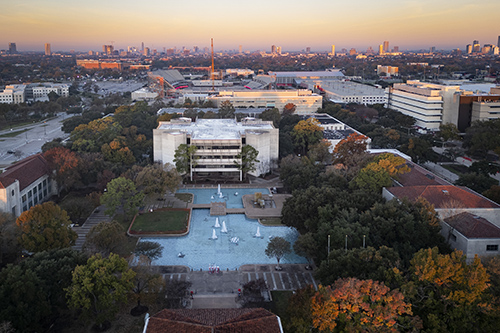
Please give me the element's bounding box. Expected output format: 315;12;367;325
43;146;81;192
332;132;368;168
311;278;412;332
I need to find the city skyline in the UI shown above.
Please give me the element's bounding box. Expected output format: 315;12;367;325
1;0;499;52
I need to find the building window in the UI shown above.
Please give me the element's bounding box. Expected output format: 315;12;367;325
28;191;32;198
11;190;15;196
22;195;26;203
43;179;47;187
450;234;457;242
486;245;499;251
38;183;42;191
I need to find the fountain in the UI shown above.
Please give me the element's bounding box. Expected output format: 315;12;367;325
255;226;261;238
211;229;218;240
214;217;220;228
221;221;228;233
217;184;221;195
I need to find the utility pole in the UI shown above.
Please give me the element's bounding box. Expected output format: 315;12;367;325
345;235;348;251
327;234;331;263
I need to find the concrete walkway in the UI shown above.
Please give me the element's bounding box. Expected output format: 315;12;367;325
71;205;111;251
423;162;460;183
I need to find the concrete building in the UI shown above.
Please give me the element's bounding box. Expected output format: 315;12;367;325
153;118;279;180
0;154;56;217
31;83;69;100
45;43;51;56
318;80;386;105
383;41;389;53
131;88;158;101
386;80;461;131
300;113;372;151
206;90;322;114
0;85;26;104
8;43;16;54
377;65;399;76
269;70;344;87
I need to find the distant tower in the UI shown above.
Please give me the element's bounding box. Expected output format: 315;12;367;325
473;40;481;52
383;41;389;53
141;42;144;52
143;47;150;56
306;47;311;53
8;42;17;54
393;46;399;52
498;35;500;48
271;45;277;54
277;46;282;54
379;44;384;55
45;43;51;56
466;44;472;54
331;45;335;56
239;45;242;54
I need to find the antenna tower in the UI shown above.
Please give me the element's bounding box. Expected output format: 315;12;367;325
211;38;215;91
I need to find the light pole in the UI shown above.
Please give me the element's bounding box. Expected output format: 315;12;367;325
327;234;331;264
345;235;348;251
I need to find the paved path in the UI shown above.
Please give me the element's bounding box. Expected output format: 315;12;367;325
423;162;460;183
71;205;111;251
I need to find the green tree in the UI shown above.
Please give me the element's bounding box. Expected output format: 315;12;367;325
134;241;164;261
259;107;281;127
83;221;129;257
456;172;497;194
402;137;436;164
308;140;332;164
332;132;368;168
0;212;20;264
234;145;259;180
16;202;77;253
173;144;198;181
135;163;181;195
100;177;144;216
291;118;324;155
265;236;291;269
219;100;235;118
129;255;163;315
66;253;135;329
439;123;460;142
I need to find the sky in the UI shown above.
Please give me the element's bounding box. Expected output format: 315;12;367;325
1;0;499;52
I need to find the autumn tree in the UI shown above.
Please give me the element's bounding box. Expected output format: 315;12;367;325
234;145;259;180
43;146;81;192
70;117;122;153
66;253;135;330
265;236;291;269
291;118;324;155
403;247;492;332
353;153;410;192
16;202;77;253
100;177;144;216
135;163;181;195
332;132;369;168
283;103;296;116
311;278;413;332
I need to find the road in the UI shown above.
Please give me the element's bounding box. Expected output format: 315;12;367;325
0;113;70;168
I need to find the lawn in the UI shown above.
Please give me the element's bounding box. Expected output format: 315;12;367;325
260;218;284;226
130;209;189;233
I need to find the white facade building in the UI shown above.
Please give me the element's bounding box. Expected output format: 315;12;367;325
0;83;69;104
0;85;26;104
153;118;279;180
319;80;386;105
206;90;322;114
0;154;56;217
385;80;460;130
31;83;69;101
131;88;158;101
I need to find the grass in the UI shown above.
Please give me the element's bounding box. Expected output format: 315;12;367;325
441;163;468;176
131;209;189;232
260;218;284;226
0;128;29;138
175;193;192;203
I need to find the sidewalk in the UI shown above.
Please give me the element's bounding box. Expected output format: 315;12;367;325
423;162;459;183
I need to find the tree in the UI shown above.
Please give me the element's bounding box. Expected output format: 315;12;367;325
163;280;192;309
265;236;291;269
456;172;497;194
239;278;268;308
259;108;280;127
283;103;296;116
83;221;129;257
439;123;460;142
353;153;410;192
100;177;144;216
0;212;20;264
16;202;77;253
129;255;163;315
291;118;324;155
234;145;259;180
66;253;135;330
173;144;198;181
332;132;368;168
311;278;413;332
134;241;164;261
135;163;181;195
308;140;332;164
469;160;500;176
43;146;81;192
219;100;235;118
401;137;436;164
483;185;500;204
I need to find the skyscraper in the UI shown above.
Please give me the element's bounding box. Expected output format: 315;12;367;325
239;45;242;54
306;47;311;53
466;44;472;54
473;40;481;53
331;45;335;56
45;43;51;56
141;42;144;52
498;36;500;48
8;43;17;54
383;41;389;53
379;44;384;55
271;45;277;54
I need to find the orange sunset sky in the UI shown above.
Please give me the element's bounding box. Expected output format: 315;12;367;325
1;0;499;52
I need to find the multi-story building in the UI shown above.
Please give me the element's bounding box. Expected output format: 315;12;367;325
331;45;335;56
31;83;69;100
206;90;322;114
45;43;51;56
377;65;399;76
0;85;26;104
0;154;56;217
383;41;389;53
386;81;461;131
269;70;344;87
8;43;16;54
473;40;481;53
318;80;386;105
153;118;279;180
466;44;472;54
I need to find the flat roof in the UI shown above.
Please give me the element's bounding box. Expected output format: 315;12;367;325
269;70;344;77
156;118;274;140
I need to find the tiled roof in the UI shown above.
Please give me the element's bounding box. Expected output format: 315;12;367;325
444;212;500;238
146;308;281;333
0;154;50;190
395;162;450;187
386;185;500;209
